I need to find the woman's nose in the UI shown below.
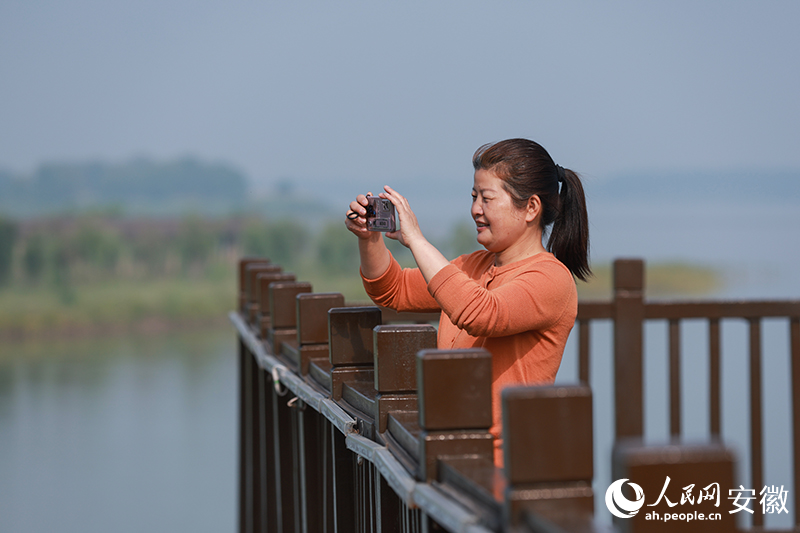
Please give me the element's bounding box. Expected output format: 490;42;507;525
471;201;482;218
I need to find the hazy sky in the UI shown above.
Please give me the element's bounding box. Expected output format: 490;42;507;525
2;1;799;188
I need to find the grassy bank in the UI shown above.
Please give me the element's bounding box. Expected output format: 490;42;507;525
0;260;722;341
0;276;236;340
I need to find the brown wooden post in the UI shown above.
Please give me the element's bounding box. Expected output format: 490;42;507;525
326;306;382;399
258;364;278;533
267;281;312;353
282;292;344;375
237;338;249;533
669;319;681;437
248;354;264;533
326;307;383;532
238;258;269;313
791;317;800;528
709;318;721;438
612;441;737;533
372;324;437;434
502;385;594;530
416;348;494;482
246;263;281;327
256;271;295;338
749;317;764;528
613;258;645;439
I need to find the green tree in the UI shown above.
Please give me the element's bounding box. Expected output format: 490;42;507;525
0;216;18;286
73;223;121;273
131;228;170;276
316;221;359;275
242;219;308;269
178;216;216;271
23;233;46;282
50;240;76;304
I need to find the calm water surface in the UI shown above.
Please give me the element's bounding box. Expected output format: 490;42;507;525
0;329;237;533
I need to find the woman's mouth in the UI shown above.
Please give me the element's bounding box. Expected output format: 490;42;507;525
476;221;489;231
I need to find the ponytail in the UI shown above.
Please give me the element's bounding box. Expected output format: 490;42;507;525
547;168;591;281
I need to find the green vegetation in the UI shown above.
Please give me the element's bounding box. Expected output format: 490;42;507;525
0;211;723;340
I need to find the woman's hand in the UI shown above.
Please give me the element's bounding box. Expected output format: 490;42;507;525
380;186;423;248
345;192;381;242
380;185;450;283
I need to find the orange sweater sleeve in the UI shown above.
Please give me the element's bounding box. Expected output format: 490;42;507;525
360;252;441;313
427;258;573;338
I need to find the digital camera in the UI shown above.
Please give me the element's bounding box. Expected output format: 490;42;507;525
365;196;396;232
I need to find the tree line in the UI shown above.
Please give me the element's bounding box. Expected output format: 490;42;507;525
0;212;481;293
0;157;249;217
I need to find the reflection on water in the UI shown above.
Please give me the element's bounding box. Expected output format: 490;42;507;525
0;328;237;533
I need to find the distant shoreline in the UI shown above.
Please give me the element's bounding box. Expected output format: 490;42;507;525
0;261;724;344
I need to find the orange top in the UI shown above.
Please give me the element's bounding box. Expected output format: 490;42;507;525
361;250;577;466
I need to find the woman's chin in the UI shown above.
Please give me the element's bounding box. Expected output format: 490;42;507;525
476;234;495;250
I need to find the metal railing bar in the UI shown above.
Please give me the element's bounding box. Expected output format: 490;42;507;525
412;484;493;533
319;398;357;436
281;370;325;412
230;311;279;372
373;447;416;506
346;432;382;462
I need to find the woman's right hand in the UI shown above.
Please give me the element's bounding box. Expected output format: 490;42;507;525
345;192;381;241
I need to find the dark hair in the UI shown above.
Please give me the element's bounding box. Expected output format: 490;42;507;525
472;138;591;281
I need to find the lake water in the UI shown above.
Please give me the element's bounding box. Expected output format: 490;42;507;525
0;329;238;533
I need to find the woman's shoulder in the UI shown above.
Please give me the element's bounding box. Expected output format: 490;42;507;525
452;249;494;272
505;252;575;284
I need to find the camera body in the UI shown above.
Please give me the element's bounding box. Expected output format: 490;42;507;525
365;196;396;232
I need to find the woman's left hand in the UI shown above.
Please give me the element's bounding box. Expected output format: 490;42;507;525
380;186;423;248
381;185;450;283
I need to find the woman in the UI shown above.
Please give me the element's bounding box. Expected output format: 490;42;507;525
345;138;590;465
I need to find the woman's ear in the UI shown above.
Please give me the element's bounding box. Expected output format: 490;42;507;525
525;194;542;223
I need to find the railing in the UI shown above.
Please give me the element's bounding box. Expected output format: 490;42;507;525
232;257;800;533
574;259;800;532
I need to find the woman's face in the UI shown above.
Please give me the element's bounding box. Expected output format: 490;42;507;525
471;168;532;253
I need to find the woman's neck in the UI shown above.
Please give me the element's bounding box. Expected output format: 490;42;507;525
494;230;547;267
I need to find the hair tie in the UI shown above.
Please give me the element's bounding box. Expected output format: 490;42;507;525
555;164;566;183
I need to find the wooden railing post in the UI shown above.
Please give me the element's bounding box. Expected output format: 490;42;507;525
255;271;294;338
502;385;595;530
325;306;382;400
238;258;268;313
267;281;312;353
613;258;645;439
281;292;344;375
372;324;436;433
245;262;281;326
612;441;737;533
326;306;382;532
416;348;494;482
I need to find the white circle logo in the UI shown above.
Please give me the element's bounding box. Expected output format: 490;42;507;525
605;478;645;519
